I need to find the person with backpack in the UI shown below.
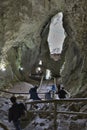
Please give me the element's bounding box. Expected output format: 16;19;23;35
57;85;70;99
29;86;41;100
29;86;41;109
8;96;26;130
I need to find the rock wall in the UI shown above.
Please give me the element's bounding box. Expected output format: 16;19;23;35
0;0;87;97
61;0;87;96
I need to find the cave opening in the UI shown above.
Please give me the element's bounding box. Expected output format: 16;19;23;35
39;12;66;79
47;12;66;61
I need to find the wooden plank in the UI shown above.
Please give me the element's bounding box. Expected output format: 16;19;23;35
28;110;87;116
26;98;87;105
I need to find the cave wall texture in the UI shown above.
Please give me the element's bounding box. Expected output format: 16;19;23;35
0;0;87;97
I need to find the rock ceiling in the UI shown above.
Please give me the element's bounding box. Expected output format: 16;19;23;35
0;0;87;97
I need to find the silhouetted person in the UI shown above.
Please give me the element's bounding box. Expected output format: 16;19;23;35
57;84;61;92
8;96;26;130
29;86;41;100
29;86;41;109
58;86;70;99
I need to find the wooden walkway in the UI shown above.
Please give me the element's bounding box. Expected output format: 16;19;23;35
0;89;87;130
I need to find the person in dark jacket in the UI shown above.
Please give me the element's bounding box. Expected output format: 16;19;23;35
29;86;41;100
29;86;41;109
8;96;26;130
58;86;70;99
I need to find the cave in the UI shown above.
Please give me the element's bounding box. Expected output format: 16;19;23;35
0;0;87;130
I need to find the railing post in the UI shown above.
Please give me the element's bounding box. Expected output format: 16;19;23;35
54;101;57;130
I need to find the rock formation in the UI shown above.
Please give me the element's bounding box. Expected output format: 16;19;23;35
0;0;87;98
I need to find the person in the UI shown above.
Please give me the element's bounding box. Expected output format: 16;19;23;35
45;90;52;100
29;86;41;100
56;84;61;92
8;96;26;130
29;86;41;109
56;84;61;99
51;84;56;99
58;86;70;99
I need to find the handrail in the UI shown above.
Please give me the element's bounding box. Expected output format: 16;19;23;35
0;89;46;95
25;98;87;130
27;110;87;116
39;75;44;90
25;98;87;104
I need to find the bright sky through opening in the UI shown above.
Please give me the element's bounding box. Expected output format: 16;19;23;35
47;12;66;54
